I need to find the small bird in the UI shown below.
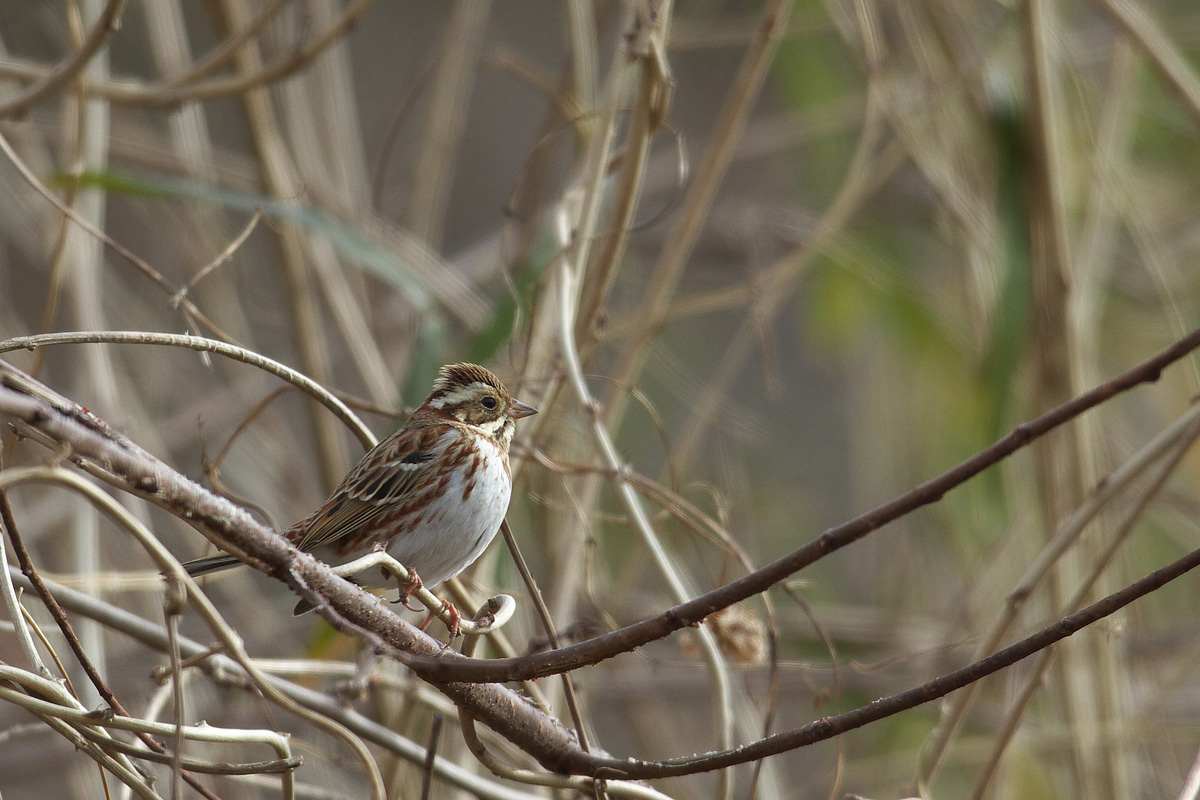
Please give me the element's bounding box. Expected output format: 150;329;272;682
184;363;536;630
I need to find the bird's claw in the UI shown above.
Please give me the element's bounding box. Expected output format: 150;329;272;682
385;566;424;612
418;601;461;642
393;595;423;613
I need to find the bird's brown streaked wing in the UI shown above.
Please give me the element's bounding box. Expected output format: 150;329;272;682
293;425;456;551
350;447;435;503
293;495;380;551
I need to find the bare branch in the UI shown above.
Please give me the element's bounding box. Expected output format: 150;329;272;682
407;325;1200;683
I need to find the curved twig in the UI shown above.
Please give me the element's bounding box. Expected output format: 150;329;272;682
0;331;374;448
330;550;516;636
0;674;297;774
920;399;1200;786
0;131;232;342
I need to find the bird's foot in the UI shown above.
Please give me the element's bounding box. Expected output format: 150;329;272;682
385;566;424;613
419;600;461;641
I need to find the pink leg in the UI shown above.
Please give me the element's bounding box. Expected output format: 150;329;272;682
418;601;461;639
381;563;424;612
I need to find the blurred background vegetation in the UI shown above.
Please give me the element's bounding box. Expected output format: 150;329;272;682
3;1;1200;799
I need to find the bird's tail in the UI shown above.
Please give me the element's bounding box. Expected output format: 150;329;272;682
181;554;243;576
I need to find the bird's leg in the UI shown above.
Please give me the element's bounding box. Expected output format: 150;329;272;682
419;600;461;640
391;569;424;612
371;544;424;612
357;546;456;636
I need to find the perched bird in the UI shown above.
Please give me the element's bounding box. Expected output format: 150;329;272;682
184;363;536;629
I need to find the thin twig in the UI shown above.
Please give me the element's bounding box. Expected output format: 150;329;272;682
0;331;374;448
172;208;263;307
0;130;233;343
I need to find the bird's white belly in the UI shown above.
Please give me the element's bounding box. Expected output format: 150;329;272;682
384;438;510;587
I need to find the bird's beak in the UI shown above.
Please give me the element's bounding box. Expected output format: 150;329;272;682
509;399;538;419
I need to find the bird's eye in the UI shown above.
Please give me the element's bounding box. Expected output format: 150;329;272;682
481;396;498;409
